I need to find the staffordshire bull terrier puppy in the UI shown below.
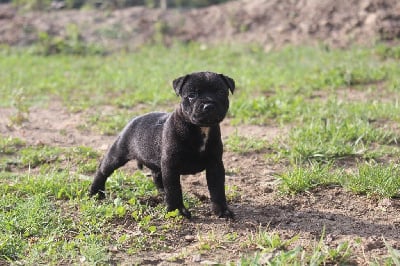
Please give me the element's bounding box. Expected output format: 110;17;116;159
89;71;235;219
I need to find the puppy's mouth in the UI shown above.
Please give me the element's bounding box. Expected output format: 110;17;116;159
191;115;223;126
190;103;226;126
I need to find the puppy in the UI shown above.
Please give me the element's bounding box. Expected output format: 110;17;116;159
89;71;235;219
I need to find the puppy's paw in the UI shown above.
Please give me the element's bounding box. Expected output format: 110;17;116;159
89;186;106;200
212;203;235;219
179;207;192;219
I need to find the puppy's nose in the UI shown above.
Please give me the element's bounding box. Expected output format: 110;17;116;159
201;103;215;112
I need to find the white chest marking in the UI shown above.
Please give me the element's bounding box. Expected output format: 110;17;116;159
199;127;210;152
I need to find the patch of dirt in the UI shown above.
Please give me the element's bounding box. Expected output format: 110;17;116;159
0;101;114;151
1;103;399;264
1;0;400;51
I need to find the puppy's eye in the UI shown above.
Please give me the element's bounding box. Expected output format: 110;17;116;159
187;92;198;100
217;89;227;96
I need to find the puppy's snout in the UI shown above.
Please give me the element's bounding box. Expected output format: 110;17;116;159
201;103;216;112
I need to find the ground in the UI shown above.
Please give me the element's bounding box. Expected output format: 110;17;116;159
1;100;399;264
1;0;400;264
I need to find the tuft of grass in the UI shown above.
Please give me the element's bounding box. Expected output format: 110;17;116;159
33;24;106;56
307;228;352;265
240;228;353;265
225;132;268;154
87;110;134;136
375;44;400;60
278;162;400;199
0;137;25;154
249;228;299;252
384;240;400;265
343;163;400;198
280;100;400;163
9;88;30;126
277;163;338;194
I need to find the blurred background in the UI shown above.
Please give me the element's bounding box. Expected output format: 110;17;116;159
1;0;399;54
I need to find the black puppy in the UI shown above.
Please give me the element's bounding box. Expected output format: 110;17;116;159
89;71;235;219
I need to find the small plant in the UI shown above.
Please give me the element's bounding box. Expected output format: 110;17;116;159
0;137;25;154
249;228;298;252
384;239;400;265
225;184;241;202
153;21;170;44
375;44;400;60
34;24;105;56
12;0;51;10
9;88;30;126
308;229;352;265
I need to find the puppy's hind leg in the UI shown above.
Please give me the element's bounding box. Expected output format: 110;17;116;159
89;139;129;199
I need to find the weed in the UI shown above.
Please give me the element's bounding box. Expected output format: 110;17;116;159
308;228;352;265
0;136;25;155
9;88;30;126
34;24;105;56
225;184;241;202
384;240;400;265
248;227;299;252
375;44;400;60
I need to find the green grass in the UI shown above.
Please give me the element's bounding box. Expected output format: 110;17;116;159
0;138;189;264
225;132;269;154
0;166;183;264
238;227;353;265
1;42;400;264
278;163;400;198
0;137;99;174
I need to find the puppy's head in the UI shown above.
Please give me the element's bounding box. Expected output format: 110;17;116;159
173;71;235;126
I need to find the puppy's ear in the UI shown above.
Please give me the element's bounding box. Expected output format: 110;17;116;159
219;74;235;94
173;74;189;96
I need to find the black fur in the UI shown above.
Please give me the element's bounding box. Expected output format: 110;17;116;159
89;71;235;219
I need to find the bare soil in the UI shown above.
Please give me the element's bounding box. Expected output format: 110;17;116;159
1;0;400;50
1;102;399;264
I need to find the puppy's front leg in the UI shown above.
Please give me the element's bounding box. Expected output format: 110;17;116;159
206;161;234;219
161;167;191;219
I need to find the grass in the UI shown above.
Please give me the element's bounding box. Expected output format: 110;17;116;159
278;163;400;198
225;132;269;154
1;42;400;264
238;227;353;265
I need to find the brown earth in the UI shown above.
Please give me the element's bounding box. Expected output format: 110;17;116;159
1;0;400;50
1;100;400;264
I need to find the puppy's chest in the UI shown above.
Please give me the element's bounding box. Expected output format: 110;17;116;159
199;127;210;152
